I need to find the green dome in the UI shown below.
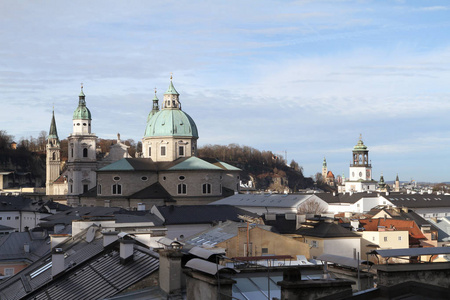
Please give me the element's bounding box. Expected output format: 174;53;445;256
73;89;91;120
353;139;367;151
144;109;198;138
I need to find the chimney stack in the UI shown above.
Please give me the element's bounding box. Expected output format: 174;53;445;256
119;236;134;264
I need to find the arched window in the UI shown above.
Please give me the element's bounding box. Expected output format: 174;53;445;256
112;184;122;195
177;183;187;195
83;148;88;158
52;152;56;160
202;183;211;194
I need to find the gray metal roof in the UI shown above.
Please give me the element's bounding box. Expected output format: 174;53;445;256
0;226;159;300
185;258;237;276
369;247;450;258
317;254;366;268
210;194;314;208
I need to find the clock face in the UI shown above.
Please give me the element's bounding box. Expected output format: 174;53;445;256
366;170;370;179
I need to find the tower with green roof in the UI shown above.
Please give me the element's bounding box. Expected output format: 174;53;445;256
344;135;377;193
67;84;98;205
46;109;61;195
142;77;199;162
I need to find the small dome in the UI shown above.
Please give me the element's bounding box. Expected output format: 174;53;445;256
73;105;92;120
353;139;367;151
144;109;198;138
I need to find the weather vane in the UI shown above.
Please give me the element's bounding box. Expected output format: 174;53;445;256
170;72;173;80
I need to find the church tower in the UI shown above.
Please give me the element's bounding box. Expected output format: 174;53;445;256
322;157;327;181
349;135;372;181
66;85;97;206
142;76;199;162
395;174;400;192
46;109;61;195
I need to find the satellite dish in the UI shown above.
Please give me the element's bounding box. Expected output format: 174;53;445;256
86;227;96;243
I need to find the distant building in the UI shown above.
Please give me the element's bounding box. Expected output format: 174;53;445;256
46;78;241;208
342;136;377;193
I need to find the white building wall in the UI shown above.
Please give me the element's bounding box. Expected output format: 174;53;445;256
323;238;361;259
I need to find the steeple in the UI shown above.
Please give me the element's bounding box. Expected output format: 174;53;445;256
163;74;181;110
147;88;160;123
73;83;92;120
48;109;59;142
323;157;327;168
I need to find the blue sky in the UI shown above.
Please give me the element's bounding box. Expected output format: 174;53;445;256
1;0;450;182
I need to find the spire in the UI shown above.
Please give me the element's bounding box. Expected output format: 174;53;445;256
147;88;160;123
396;173;399;181
73;83;92;120
48;109;59;141
165;73;179;95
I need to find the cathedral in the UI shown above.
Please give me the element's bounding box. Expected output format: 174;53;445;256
46;78;241;209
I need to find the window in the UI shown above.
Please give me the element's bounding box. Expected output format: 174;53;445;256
179;176;185;181
161;146;166;156
70;184;73;193
7;217;11;220
83;184;89;193
384;236;388;242
372;236;375;241
15;216;19;220
202;183;211;194
398;236;402;241
141;176;148;181
148;146;151;157
0;217;2;220
112;184;122;195
98;185;102;195
178;146;184;156
311;240;318;248
71;148;73;158
113;176;120;181
262;248;269;254
52;152;56;160
83;148;88;157
177;183;187;195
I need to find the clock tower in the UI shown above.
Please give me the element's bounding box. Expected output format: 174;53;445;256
344;135;376;193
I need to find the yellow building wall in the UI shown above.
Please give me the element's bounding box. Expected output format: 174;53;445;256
217;226;310;259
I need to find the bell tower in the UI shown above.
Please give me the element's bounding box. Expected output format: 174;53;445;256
349;135;372;181
66;84;97;206
46;109;61;195
322;157;327;181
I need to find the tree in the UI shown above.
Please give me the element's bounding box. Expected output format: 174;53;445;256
297;199;327;214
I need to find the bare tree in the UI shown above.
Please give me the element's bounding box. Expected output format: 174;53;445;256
297;199;327;214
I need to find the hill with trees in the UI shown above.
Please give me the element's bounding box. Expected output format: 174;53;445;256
198;144;314;192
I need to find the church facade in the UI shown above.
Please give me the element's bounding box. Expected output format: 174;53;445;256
46;78;240;209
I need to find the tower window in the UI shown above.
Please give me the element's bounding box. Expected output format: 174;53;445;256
177;183;187;195
179;146;184;157
71;148;74;158
112;184;122;195
148;146;151;157
52;152;56;160
161;146;166;156
83;148;88;157
202;183;211;194
98;185;102;195
83;184;89;193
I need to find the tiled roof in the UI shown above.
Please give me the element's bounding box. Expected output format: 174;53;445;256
0;230;50;263
154;205;258;225
98;158;158;171
168;156;223;171
0;196;68;213
359;219;426;240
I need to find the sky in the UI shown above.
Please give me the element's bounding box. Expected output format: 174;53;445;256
1;0;450;183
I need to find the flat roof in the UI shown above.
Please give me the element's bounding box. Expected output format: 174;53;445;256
369;247;450;258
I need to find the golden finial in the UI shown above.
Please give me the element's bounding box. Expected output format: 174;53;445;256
81;82;84;91
170;72;173;80
154;87;157;94
359;133;362;140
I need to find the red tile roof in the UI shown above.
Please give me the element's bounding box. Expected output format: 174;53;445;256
359;219;426;240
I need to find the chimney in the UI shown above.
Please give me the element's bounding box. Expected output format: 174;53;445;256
159;244;184;296
103;231;119;247
119;236;134;264
50;234;71;249
277;267;354;300
52;248;65;278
